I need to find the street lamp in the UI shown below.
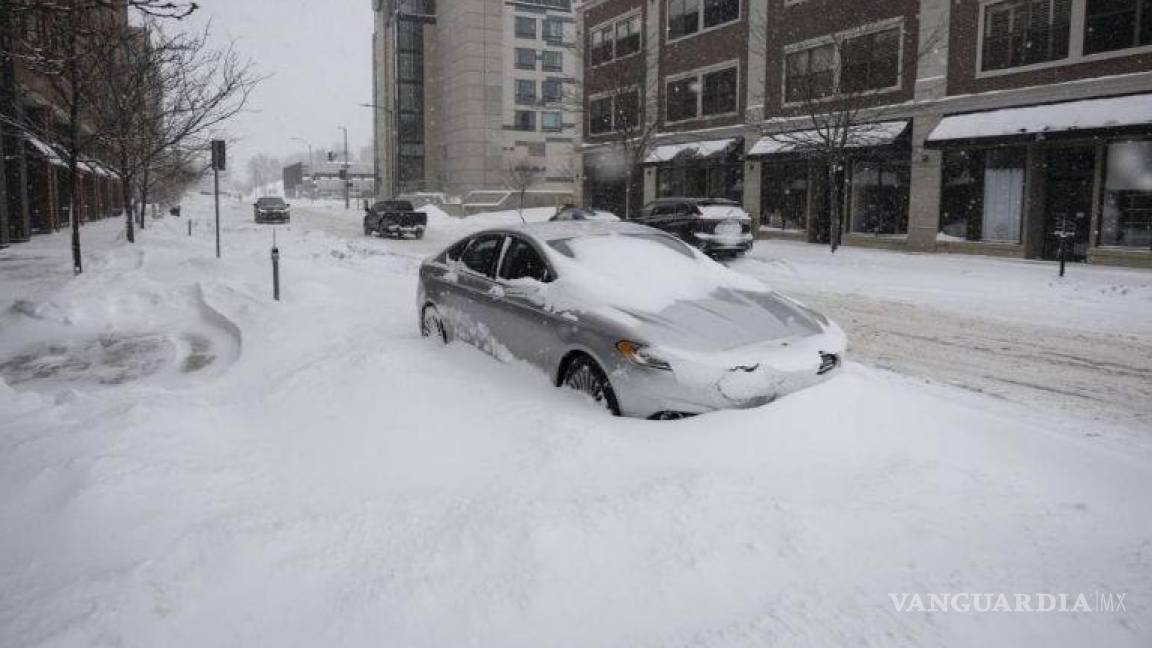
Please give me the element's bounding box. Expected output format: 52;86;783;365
337;126;349;209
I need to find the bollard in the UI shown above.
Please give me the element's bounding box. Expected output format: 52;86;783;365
271;245;280;301
188;220;192;237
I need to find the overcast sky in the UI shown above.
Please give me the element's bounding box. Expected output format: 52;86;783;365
181;0;375;181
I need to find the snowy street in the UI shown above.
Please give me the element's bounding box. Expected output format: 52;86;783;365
2;197;1151;646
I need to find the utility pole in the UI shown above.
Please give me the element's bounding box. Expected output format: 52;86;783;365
338;126;349;209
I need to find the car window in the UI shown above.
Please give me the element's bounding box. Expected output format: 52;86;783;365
500;237;551;282
373;200;414;211
445;237;471;263
460;234;504;277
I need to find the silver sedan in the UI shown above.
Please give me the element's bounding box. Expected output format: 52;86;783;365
416;221;847;419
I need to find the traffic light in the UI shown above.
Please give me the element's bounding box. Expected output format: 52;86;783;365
327;151;336;162
211;140;226;170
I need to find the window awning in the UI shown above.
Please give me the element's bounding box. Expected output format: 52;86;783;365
22;131;68;168
749;120;909;157
645;138;737;164
926;93;1152;144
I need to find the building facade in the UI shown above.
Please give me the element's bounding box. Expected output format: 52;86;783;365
371;0;581;200
1;3;128;248
578;0;1152;267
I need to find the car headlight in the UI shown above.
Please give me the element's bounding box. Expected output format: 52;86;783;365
616;340;672;371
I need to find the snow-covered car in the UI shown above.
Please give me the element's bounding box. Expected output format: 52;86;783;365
417;221;846;419
253;197;290;223
550;207;621;222
637;197;754;256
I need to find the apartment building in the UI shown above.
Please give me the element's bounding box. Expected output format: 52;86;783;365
578;0;1152;267
371;0;581;200
1;4;127;247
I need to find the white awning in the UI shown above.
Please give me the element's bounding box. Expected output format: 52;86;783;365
645;138;736;164
750;120;909;156
22;132;68;168
927;93;1152;143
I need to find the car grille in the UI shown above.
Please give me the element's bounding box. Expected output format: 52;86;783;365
817;353;839;375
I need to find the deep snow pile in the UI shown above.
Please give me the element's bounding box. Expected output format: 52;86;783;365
1;198;1150;647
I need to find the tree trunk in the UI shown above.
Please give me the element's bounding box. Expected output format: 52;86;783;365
828;160;842;254
68;9;82;274
122;174;135;243
137;168;150;231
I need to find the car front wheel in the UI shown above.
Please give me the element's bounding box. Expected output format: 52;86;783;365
420;304;448;343
562;355;620;416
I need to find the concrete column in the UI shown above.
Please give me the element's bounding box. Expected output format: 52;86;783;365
743;158;762;228
644;165;656;204
745;0;768;125
13;129;30;240
906;113;944;251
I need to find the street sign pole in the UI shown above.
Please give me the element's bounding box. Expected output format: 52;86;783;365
211;139;226;259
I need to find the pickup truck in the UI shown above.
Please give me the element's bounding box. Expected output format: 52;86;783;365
363;200;427;239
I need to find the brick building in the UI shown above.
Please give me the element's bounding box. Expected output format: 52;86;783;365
578;0;1152;267
0;2;127;248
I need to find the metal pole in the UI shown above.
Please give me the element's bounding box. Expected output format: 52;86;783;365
342;126;350;210
271;245;280;301
214;166;221;258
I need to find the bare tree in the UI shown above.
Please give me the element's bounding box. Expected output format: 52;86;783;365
0;0;200;272
755;13;945;252
505;160;544;225
246;154;282;195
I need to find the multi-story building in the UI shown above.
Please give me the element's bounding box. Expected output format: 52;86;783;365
371;0;581;200
1;3;127;247
578;0;1152;267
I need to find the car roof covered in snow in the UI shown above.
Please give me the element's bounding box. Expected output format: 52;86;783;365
513;220;665;243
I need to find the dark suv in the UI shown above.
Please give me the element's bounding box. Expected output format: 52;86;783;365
636;198;753;256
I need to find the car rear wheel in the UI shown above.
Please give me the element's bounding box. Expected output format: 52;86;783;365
562;355;620;416
420;304;448;343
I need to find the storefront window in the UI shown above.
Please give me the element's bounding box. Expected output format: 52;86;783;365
1099;140;1152;247
940;147;1026;242
656;163;742;201
761;162;808;230
849;155;909;235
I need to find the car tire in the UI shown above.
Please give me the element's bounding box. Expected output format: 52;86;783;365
562;355;621;416
420;304;449;344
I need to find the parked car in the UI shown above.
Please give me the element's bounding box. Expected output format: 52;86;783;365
550;206;621;222
636;197;753;256
417;221;845;419
364;199;427;239
253;197;290;223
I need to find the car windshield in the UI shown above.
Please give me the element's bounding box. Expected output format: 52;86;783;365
548;233;694;260
374;201;414;211
257;198;285;206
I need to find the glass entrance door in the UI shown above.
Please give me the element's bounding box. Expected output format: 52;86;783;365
1042;147;1095;261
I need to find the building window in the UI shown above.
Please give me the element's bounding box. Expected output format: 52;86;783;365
657;163;743;202
668;0;738;39
616;15;642;56
514;111;537;131
785;45;835;103
542;78;562;103
591;25;614;65
543;18;564;42
1084;0;1152;54
981;0;1071;71
614;90;640;130
703;0;740;27
542;111;563;132
666;65;738;122
939;147;1027;242
701;67;737;115
516;16;537;39
1100;140;1152;247
666;77;699;122
841;28;901;93
762;163;809;230
849;153;910;235
668;0;701;39
515;79;537;105
542;50;562;72
515;48;536;70
589;97;613;134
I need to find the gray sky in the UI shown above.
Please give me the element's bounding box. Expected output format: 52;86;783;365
182;0;374;181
